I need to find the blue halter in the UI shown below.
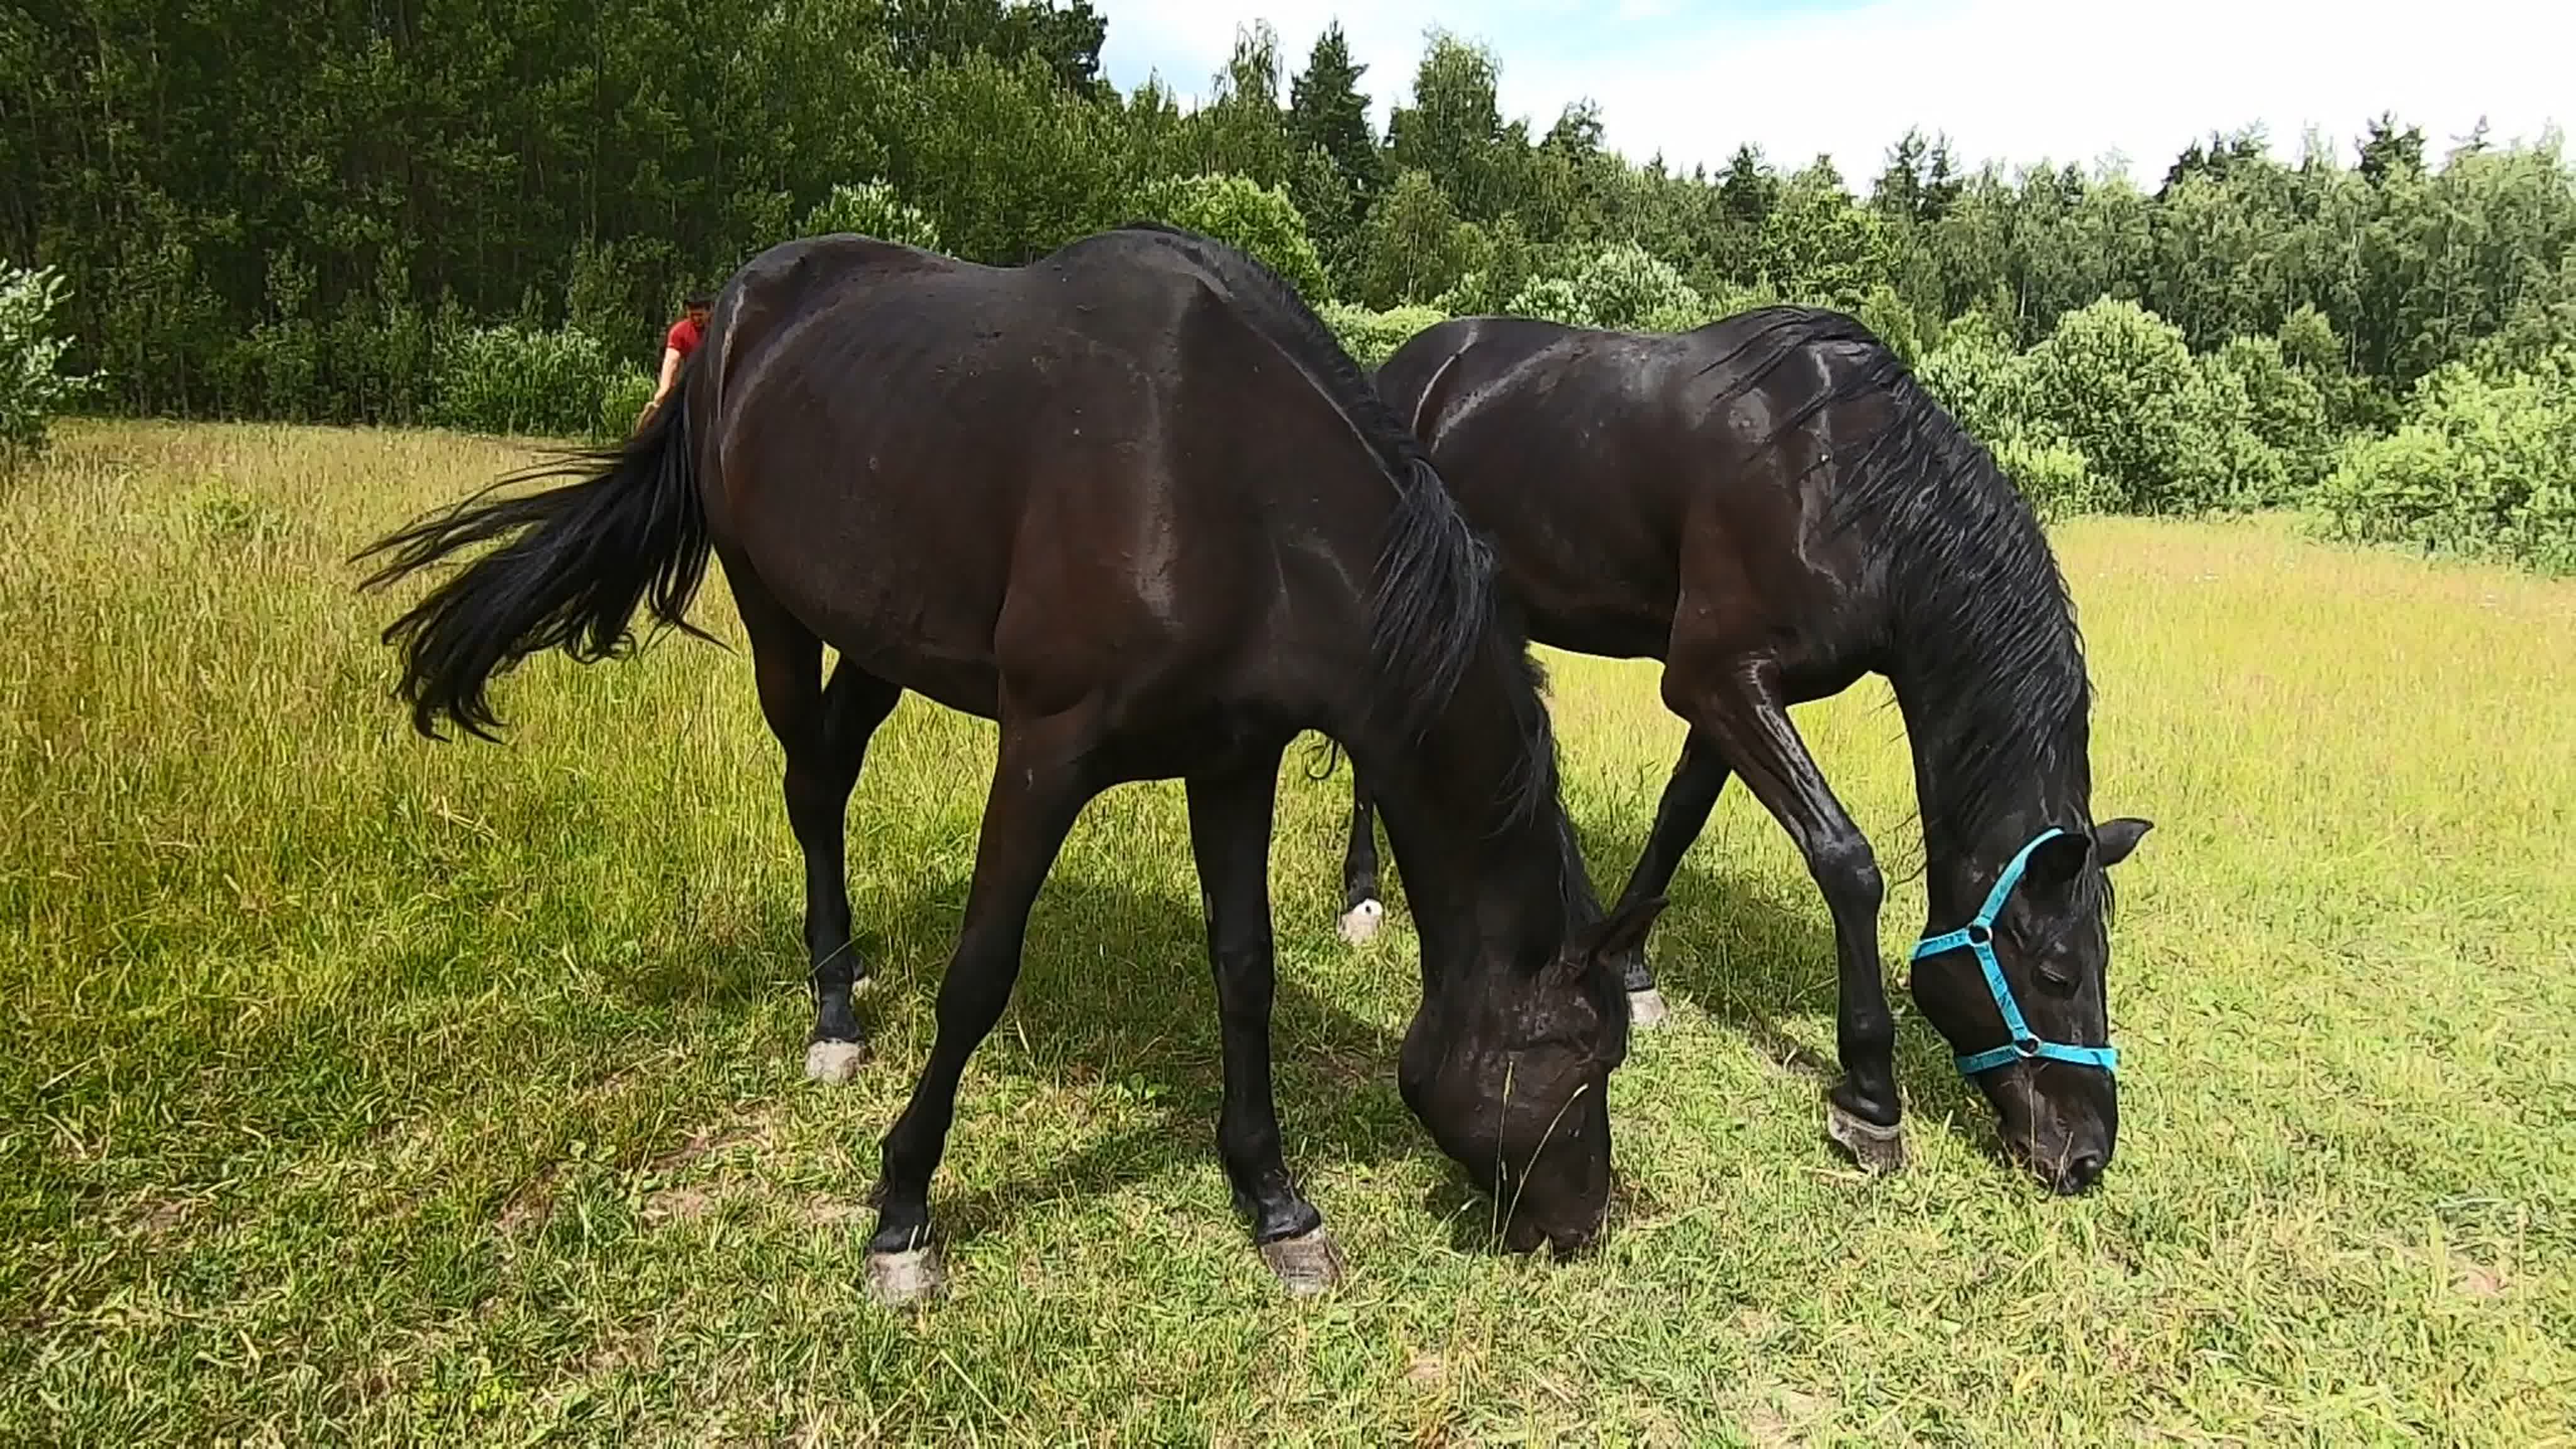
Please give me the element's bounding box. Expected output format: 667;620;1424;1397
1911;826;2118;1078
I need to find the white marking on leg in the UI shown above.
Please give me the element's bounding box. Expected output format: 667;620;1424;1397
1338;897;1385;945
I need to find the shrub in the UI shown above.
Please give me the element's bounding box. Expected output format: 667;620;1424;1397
1990;431;2104;519
597;367;658;442
2316;353;2576;574
1916;314;2106;518
2017;298;2200;513
801;181;946;253
1;263;100;461
1914;315;2029;447
2208;335;2333;499
1130;173;1331;301
1318;302;1447;370
430;323;624;439
1504;243;1707;331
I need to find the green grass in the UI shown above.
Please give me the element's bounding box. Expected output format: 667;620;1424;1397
4;420;2573;1445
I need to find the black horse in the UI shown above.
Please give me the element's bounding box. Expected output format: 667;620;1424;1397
1335;309;2152;1193
357;227;1658;1304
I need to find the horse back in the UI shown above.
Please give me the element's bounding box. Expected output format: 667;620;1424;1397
694;233;1396;743
1379;318;1699;660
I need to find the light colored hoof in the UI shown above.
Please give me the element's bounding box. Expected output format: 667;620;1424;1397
804;1039;865;1085
1258;1227;1347;1297
865;1245;946;1307
1627;987;1670;1030
1338;899;1385;945
1826;1101;1906;1175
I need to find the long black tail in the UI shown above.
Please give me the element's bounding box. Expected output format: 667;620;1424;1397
354;369;716;740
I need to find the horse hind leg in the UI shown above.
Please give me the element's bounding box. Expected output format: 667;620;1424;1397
794;657;902;1082
1338;771;1385;945
1604;728;1735;1030
736;573;901;1084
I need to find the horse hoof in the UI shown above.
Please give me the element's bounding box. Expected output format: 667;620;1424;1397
1338;899;1385;946
1258;1228;1346;1297
865;1244;946;1306
1627;987;1670;1030
1826;1101;1906;1175
804;1039;866;1085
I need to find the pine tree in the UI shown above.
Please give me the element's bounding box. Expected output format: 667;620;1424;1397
1289;24;1385;212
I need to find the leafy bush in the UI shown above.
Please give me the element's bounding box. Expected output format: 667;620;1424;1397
1917;316;2103;517
2209;335;2333;497
2017;299;2200;513
2316;353;2576;573
1504;243;1707;330
1130;173;1331;301
430;323;624;439
1990;430;2103;519
1318;302;1447;370
1;262;100;460
597;367;658;441
1914;312;2028;446
802;181;945;253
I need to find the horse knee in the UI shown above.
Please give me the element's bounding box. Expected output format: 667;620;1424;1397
1810;835;1883;914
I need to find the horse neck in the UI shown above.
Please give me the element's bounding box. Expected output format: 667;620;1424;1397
1355;645;1589;1001
1882;561;2097;924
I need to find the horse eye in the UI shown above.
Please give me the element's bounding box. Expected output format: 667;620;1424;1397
2035;953;2081;990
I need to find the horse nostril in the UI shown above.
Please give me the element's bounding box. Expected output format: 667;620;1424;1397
2059;1150;2107;1193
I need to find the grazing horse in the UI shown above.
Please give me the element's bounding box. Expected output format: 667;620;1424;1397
356;226;1658;1304
1336;309;2152;1193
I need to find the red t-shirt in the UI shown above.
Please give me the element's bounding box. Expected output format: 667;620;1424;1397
666;315;704;357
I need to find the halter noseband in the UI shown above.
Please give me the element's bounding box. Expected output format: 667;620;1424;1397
1911;826;2117;1077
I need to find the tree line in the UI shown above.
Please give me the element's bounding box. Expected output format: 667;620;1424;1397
4;1;2570;567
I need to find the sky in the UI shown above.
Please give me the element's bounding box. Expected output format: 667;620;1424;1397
1097;0;2573;184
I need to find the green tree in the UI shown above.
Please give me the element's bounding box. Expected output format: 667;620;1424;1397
1130;173;1331;299
1288;24;1384;217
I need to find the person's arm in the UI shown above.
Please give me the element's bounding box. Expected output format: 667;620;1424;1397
636;344;684;431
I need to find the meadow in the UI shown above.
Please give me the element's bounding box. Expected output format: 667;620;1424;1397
3;420;2572;1445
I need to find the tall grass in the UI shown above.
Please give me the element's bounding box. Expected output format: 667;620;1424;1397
3;422;2571;1444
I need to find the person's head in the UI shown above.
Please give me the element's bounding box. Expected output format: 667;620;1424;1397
684;293;712;326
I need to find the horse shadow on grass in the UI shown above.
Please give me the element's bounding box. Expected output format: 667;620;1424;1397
609;820;2002;1253
616;852;1435;1246
1561;814;1994;1155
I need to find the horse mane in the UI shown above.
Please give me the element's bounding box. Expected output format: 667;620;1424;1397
1704;307;2099;876
1111;222;1564;831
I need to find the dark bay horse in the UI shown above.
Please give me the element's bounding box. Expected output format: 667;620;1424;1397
357;226;1658;1304
1336;309;2153;1194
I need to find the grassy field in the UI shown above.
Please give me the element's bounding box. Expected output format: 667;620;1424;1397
3;419;2572;1446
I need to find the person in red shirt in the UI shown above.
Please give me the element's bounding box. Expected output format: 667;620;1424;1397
636;293;711;431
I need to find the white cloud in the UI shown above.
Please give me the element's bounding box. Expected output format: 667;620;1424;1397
1099;0;2572;182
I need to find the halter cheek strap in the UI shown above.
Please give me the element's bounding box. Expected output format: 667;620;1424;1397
1911;826;2118;1078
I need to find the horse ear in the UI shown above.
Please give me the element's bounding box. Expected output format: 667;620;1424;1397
1569;896;1666;971
2024;831;2094;893
2094;818;2153;869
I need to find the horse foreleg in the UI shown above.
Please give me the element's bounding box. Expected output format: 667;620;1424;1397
1664;654;1903;1175
1190;750;1343;1295
865;716;1094;1305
